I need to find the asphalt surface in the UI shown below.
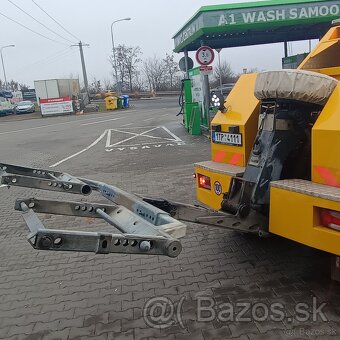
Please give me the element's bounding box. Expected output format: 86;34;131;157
0;97;339;340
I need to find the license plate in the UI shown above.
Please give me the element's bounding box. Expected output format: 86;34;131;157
212;132;242;146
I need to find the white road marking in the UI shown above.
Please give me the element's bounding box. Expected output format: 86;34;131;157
108;127;159;147
110;125;158;129
50;129;108;168
107;128;174;141
81;117;123;126
0;110;137;136
161;126;183;142
143;117;153;121
50;125;184;166
120;123;132;127
106;126;184;148
105;130;112;148
105;143;184;152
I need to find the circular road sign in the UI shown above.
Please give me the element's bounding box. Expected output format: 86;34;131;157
196;46;215;66
179;56;194;71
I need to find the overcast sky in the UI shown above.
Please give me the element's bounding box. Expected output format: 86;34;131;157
0;0;317;87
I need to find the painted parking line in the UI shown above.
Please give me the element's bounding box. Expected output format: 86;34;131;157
50;125;185;166
0;110;136;136
143;117;153;122
50;129;108;168
81;117;124;126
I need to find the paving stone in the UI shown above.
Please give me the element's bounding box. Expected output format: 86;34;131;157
0;105;339;340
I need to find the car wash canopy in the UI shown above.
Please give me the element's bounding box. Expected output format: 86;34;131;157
173;0;340;52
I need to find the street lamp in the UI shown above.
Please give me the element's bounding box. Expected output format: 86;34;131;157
1;45;15;90
110;18;131;94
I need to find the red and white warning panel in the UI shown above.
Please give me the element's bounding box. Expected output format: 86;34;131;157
40;96;73;116
199;65;213;75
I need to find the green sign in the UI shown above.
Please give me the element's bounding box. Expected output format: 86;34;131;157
174;0;340;49
216;1;339;26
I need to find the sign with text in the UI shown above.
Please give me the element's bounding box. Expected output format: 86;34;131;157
199;65;213;75
40;96;73;116
196;46;215;65
174;1;340;48
216;2;340;26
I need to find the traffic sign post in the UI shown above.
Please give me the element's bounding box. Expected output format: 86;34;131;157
196;46;215;65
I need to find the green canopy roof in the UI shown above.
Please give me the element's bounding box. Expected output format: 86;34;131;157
173;0;340;52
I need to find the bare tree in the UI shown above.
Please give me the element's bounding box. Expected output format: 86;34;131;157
142;56;166;91
109;44;142;92
88;77;102;94
163;54;179;89
124;46;142;92
103;77;113;90
213;60;236;85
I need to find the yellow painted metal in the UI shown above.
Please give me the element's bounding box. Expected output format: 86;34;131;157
211;74;260;167
194;166;233;210
270;186;340;256
299;25;340;80
305;67;340;81
105;96;117;110
312;82;340;187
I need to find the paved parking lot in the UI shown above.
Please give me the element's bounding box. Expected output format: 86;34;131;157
0;98;339;340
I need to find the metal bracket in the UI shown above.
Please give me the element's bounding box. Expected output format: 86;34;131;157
140;196;267;235
19;203;180;257
0;163;91;195
1;162;268;258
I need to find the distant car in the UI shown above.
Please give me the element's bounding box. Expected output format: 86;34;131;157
211;83;235;97
15;100;35;114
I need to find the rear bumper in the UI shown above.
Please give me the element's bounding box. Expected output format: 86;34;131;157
194;161;245;210
270;179;340;256
16;109;34;114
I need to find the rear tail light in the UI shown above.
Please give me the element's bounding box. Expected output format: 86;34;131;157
320;209;340;231
198;174;211;190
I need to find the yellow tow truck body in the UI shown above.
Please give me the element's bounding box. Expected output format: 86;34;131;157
194;24;340;257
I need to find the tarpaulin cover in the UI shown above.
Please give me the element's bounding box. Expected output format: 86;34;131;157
254;70;338;106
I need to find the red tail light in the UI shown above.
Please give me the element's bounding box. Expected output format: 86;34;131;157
198;174;211;190
320;209;340;231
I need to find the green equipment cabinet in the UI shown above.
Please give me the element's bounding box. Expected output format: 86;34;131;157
182;67;211;135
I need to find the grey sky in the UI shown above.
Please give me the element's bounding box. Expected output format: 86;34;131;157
0;0;317;87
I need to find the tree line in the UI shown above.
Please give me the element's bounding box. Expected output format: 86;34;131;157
89;44;244;94
0;80;30;92
0;45;250;95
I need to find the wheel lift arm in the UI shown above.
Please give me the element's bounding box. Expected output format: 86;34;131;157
0;163;256;258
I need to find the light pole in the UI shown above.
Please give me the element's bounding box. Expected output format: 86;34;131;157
215;48;223;95
110;18;131;94
1;45;15;90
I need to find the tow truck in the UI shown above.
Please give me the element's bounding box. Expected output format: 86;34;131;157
1;22;340;281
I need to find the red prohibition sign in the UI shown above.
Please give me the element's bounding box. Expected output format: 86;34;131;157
195;46;215;66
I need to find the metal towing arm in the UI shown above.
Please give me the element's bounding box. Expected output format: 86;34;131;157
0;163;255;258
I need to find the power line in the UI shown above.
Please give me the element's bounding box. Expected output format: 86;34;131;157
16;47;72;74
7;0;75;44
0;11;69;45
32;0;81;42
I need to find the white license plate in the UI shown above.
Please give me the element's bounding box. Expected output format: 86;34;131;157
212;132;242;146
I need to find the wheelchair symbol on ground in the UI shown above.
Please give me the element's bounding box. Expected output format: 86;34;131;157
105;126;185;152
